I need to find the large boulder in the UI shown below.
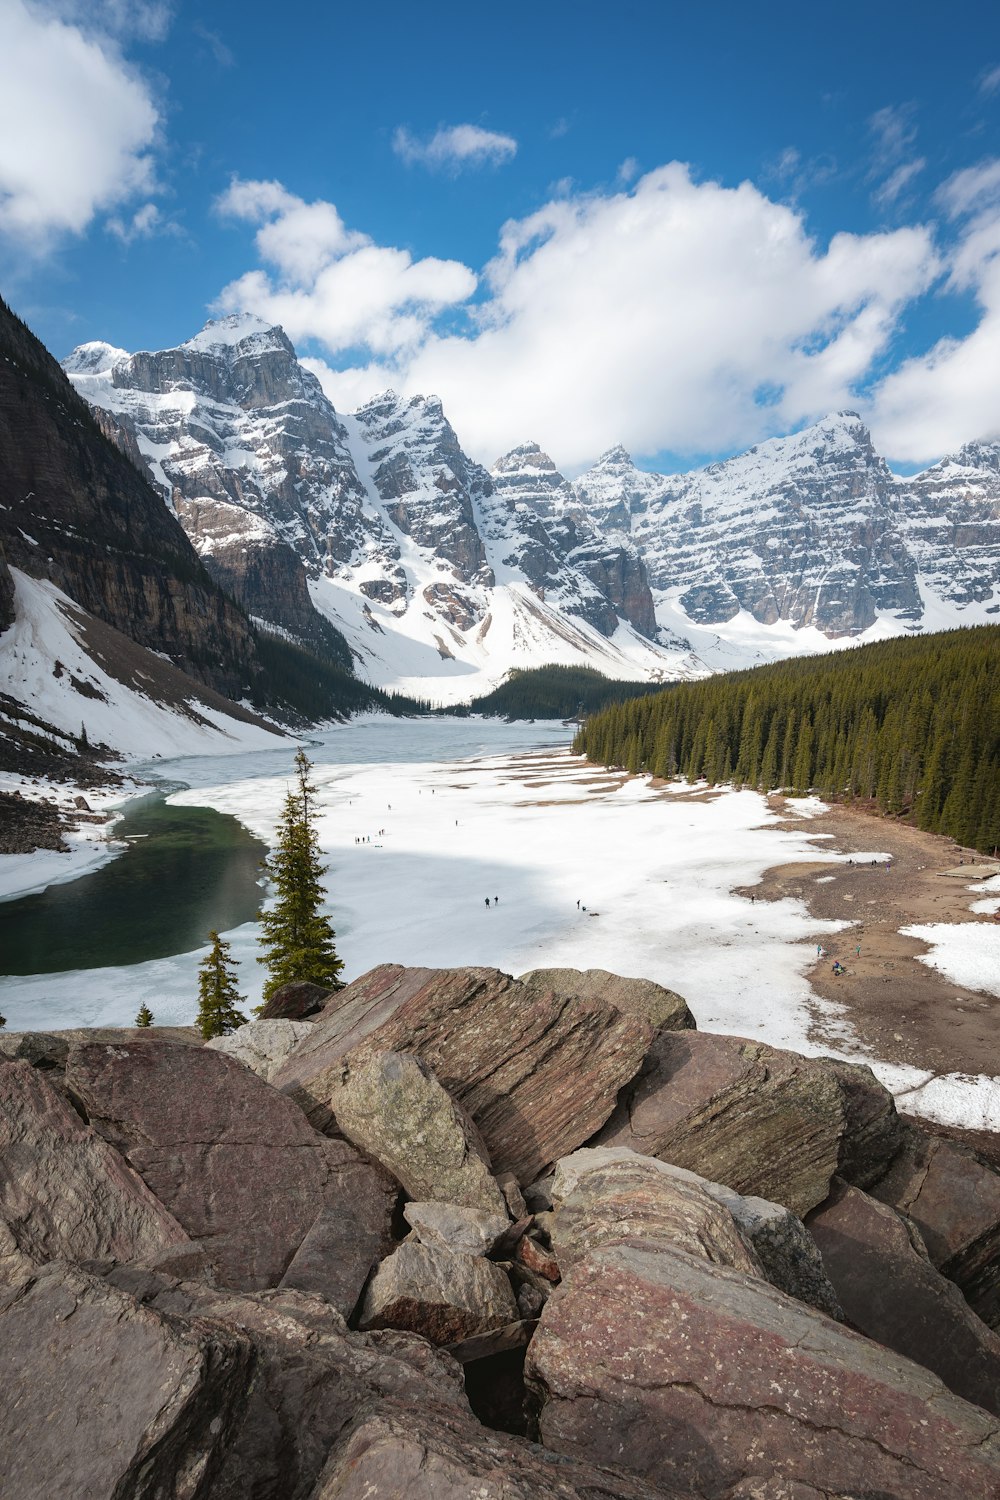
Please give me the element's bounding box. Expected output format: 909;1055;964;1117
310;1403;680;1500
553;1147;841;1320
0;1061;190;1284
821;1057;908;1188
518;967;695;1031
870;1128;1000;1328
327;1050;508;1216
256;978;332;1021
205;1018;314;1083
591;1031;844;1217
272;964;653;1184
550;1147;762;1276
807;1179;1000;1416
403;1201;510;1257
0;1262;252;1500
277;1205;385;1319
526;1242;1000;1498
65;1038;396;1292
358;1240;518;1344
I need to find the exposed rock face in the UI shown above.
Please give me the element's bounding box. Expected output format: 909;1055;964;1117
273;964;653;1185
0;298;263;699
65;1038;396;1290
550;1147;762;1276
592;1031;844;1218
519;967;695;1031
489;443;657;638
526;1242;1000;1498
0;1061;190;1284
821;1056;907;1188
0;1262;253;1500
807;1179;1000;1416
327;1050;509;1217
358;1240;518;1344
870;1129;1000;1328
205;1018;314;1082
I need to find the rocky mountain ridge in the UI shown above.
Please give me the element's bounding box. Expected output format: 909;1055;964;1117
65;316;1000;698
4;961;1000;1497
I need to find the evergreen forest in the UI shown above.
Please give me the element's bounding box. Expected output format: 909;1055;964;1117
457;664;662;720
573;627;1000;855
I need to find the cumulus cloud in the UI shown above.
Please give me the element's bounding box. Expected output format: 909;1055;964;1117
392;124;517;171
0;0;160;247
213;178;476;357
868;157;1000;461
221;164;935;467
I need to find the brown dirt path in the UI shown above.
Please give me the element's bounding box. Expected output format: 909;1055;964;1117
742;798;1000;1080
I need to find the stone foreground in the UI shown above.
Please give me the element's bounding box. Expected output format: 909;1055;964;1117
4;962;1000;1500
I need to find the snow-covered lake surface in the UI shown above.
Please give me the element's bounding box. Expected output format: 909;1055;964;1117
1;716;997;1133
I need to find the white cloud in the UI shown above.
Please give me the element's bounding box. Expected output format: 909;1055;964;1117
867;103;925;210
107;200;163;243
868;158;1000;460
213;178;476;357
979;64;1000;96
0;0;160;247
231;164;937;467
35;0;173;42
873;157;926;207
392;123;517;171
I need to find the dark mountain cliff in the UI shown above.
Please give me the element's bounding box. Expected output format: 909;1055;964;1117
0;296;264;698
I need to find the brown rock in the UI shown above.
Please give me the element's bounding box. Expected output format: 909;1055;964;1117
807;1179;1000;1415
278;1204;385;1319
592;1031;844;1217
311;1403;679;1500
273;964;653;1184
0;1262;252;1500
257;978;332;1021
518;966;696;1030
526;1241;1000;1498
516;1234;561;1283
0;1060;190;1284
358;1240;518;1345
870;1128;1000;1328
65;1038;396;1291
328;1049;508;1216
550;1147;762;1276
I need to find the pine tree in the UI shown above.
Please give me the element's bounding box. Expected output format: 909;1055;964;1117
196;931;248;1040
134;1003;154;1027
257;750;344;1003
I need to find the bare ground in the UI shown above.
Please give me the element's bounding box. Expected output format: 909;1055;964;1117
741;798;1000;1081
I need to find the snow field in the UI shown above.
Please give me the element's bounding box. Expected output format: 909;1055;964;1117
0;717;997;1132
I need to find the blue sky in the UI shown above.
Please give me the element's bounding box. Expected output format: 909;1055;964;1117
2;0;999;472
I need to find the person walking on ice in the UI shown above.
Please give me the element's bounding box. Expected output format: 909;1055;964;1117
485;897;490;908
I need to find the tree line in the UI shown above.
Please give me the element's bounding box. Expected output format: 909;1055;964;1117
573;626;1000;856
453;664;663;720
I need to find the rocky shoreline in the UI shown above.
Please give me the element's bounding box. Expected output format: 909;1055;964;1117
3;962;1000;1497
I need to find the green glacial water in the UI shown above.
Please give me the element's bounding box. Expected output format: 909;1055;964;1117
0;794;266;975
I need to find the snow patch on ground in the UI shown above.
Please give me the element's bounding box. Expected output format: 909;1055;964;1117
902;922;1000;999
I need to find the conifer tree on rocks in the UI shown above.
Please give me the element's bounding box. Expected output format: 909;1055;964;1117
257;749;344;1004
134;1003;154;1027
196;931;247;1040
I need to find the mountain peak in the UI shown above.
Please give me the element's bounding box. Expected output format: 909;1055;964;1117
62;340;130;375
492;442;560;477
595;443;635;469
180;313;290;355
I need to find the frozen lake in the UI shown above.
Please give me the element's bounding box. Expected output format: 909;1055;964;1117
1;715;997;1133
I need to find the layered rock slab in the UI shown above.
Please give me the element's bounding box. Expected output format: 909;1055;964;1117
273;964;652;1184
870;1128;1000;1329
808;1179;1000;1415
592;1031;844;1217
0;1060;189;1284
0;1262;252;1500
526;1242;1000;1499
328;1049;508;1216
518;967;695;1031
65;1038;396;1291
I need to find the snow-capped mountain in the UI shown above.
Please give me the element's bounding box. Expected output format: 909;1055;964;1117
66;318;692;701
64;317;1000;700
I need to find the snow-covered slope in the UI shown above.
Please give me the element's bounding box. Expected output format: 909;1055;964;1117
0;569;286;760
